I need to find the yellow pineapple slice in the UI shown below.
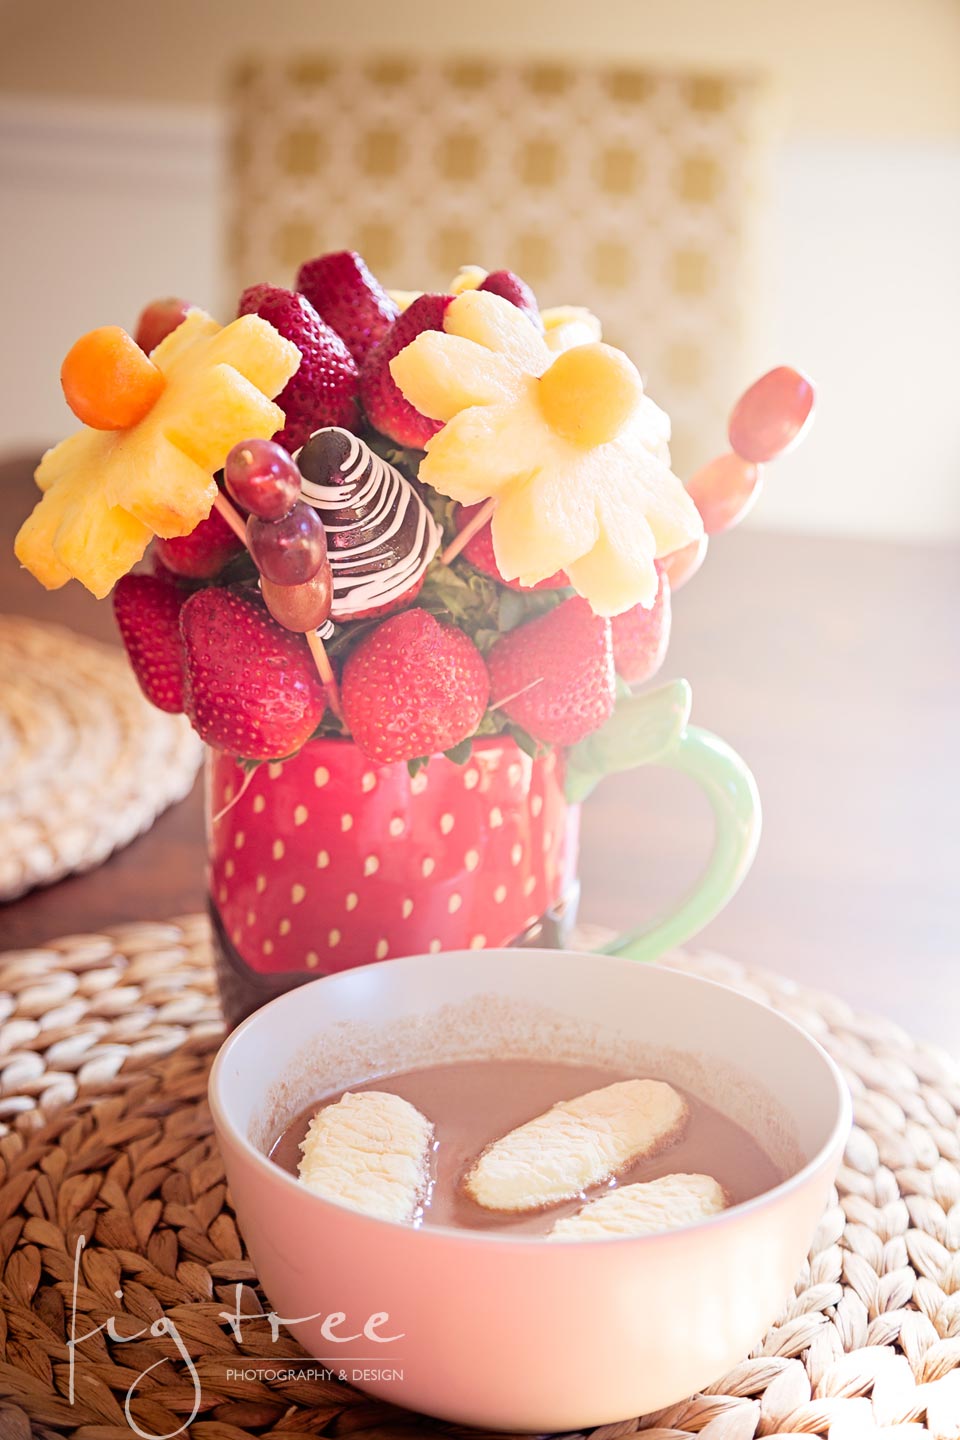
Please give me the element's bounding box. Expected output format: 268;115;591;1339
387;289;422;312
389;332;525;422
200;314;298;398
15;468;152;599
541;304;604;354
443;289;552;375
15;309;300;597
449;264;488;294
388;289;702;615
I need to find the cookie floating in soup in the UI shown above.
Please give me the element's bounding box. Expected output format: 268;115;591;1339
464;1078;688;1212
548;1171;727;1240
272;1058;782;1239
297;1090;434;1224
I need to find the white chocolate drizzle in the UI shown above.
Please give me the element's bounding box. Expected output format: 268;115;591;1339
297;428;441;621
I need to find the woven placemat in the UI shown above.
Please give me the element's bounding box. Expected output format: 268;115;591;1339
0;616;203;901
0;918;958;1440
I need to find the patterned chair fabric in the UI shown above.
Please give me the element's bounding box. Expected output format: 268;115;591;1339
226;55;768;474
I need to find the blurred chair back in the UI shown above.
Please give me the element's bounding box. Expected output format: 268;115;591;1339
226;55;768;473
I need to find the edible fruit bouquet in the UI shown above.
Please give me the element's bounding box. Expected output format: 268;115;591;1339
15;251;814;1023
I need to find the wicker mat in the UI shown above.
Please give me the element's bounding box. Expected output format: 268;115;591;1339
0;919;958;1440
0;617;203;902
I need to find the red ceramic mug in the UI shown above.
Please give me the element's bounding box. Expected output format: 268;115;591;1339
207;685;761;1027
208;736;580;1024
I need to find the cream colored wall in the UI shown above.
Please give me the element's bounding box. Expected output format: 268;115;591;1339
2;0;958;539
2;0;959;139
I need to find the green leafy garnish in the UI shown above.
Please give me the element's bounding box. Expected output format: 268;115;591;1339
564;679;693;802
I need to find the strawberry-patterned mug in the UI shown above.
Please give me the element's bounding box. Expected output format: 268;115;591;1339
207;681;761;1025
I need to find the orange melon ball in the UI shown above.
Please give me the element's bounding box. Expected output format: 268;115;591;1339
61;326;165;430
538;342;642;447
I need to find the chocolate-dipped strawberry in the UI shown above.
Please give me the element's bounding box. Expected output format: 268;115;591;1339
297;427;441;621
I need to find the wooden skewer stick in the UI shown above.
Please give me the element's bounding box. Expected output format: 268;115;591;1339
306;628;343;720
440;496;496;566
213;490;248;543
213;490;342;719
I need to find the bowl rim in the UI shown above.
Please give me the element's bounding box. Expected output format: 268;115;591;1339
208;947;852;1250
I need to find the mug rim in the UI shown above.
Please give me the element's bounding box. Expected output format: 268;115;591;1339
208;734;561;759
208;947;852;1250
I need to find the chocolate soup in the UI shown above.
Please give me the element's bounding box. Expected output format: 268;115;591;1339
270;1058;782;1236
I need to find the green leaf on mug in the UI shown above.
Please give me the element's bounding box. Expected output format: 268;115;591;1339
564;679;693;803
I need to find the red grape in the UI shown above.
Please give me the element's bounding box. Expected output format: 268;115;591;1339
134;297;191;354
225;438;302;521
261;568;333;631
658;533;708;590
686;452;763;535
728;366;815;463
247;501;328;585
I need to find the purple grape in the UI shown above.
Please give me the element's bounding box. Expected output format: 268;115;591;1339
224;438;302;520
247;502;328;586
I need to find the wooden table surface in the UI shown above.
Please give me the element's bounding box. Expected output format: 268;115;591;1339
2;452;958;1052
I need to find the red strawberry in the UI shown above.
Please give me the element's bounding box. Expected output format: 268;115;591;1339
180;587;327;759
342;608;489;764
611;567;671;686
454;503;568;591
154;504;245;579
113;573;187;714
487;596;615;746
359;293;453;448
237;283;359;452
295;250;399;367
134;297;191;354
478;269;540;326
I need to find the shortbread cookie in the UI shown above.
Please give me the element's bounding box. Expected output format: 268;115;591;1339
549;1171;727;1240
297;1090;434;1223
464;1079;688;1212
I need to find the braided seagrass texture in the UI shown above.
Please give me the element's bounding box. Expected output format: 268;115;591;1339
0;917;958;1439
0;617;203;902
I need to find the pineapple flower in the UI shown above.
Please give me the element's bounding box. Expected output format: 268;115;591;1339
15;310;300;598
389;289;703;616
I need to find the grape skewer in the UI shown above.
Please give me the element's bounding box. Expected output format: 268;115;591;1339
441;368;817;590
221;440;341;718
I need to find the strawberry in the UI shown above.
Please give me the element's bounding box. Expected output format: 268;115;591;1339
113;572;187;714
359;293;453;448
154;504;245;579
611;567;671;686
341;608;489;764
237;283;359;452
180;587;327;759
295;250;399;367
454;503;568;591
478;269;540;326
134;296;191;354
487;595;615;746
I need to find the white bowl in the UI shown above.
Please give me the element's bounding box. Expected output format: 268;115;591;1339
209;949;850;1432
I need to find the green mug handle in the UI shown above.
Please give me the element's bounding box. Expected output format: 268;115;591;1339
564;680;761;962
